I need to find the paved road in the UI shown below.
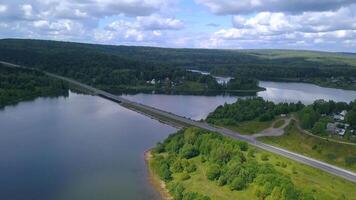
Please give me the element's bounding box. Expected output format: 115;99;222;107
2;61;356;183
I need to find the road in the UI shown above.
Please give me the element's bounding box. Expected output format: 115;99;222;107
1;61;356;183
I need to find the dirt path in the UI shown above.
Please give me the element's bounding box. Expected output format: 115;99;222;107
252;118;291;138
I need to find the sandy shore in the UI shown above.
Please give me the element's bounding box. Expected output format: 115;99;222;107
144;150;173;200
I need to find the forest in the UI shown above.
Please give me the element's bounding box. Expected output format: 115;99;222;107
1;39;356;92
0;39;262;94
206;98;304;126
0;64;69;109
149;127;340;200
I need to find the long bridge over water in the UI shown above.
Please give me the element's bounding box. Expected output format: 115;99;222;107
2;61;356;183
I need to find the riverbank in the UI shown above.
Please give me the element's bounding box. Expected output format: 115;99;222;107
144;150;173;200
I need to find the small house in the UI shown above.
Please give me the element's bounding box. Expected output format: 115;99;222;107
327;123;337;134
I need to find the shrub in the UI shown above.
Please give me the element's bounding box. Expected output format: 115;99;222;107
345;155;356;166
185;162;197;173
261;154;269;161
179;172;191;181
171;159;184;173
181;144;199;159
229;177;246;191
206;164;221;181
218;175;228;186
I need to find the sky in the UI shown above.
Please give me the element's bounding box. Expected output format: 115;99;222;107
0;0;356;52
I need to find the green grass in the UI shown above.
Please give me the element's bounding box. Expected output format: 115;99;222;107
273;119;285;128
259;120;356;172
223;120;272;135
152;150;356;200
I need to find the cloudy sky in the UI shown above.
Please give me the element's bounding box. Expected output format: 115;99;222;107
0;0;356;52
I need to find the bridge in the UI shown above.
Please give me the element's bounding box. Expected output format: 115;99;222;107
2;61;356;183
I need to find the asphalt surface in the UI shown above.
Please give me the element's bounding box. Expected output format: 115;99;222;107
2;61;356;183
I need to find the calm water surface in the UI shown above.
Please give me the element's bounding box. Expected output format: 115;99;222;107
123;81;356;120
1;81;356;199
0;92;176;200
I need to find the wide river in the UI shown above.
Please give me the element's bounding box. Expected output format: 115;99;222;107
1;81;356;199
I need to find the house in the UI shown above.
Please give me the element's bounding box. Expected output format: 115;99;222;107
337;128;346;136
340;110;348;117
334;114;345;121
327;123;337;134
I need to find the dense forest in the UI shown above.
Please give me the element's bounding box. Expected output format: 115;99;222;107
150;128;318;200
0;64;68;109
0;39;355;92
0;39;263;94
206;98;304;126
206;97;356;141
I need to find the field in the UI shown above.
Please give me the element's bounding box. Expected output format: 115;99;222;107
260;120;356;172
149;128;356;200
222;120;272;135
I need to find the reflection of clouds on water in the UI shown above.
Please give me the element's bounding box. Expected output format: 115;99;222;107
124;81;356;121
258;81;356;104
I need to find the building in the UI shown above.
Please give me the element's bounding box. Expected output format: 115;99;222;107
327;123;337;134
340;110;348;117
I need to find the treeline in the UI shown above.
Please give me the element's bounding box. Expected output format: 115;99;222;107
0;64;68;109
299;100;356;135
1;39;355;92
206;98;304;125
150;128;315;200
0;39;261;94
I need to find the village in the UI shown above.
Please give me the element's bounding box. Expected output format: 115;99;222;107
327;110;355;138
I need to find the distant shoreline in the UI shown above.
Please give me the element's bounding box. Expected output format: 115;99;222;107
144;150;172;200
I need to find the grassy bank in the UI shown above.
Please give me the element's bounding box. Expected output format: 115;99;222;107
221;120;272;135
145;151;173;200
149;128;356;200
260;120;356;172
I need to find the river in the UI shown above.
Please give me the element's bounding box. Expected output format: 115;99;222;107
123;81;356;120
0;92;176;200
1;81;356;199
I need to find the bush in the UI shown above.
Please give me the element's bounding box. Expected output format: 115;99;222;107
345;155;356;166
185;162;197;173
229;177;245;191
171;159;184;173
218;175;228;186
206;164;221;181
179;172;191;181
181;144;199;159
261;154;269;161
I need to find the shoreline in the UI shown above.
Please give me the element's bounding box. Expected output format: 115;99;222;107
144;150;173;200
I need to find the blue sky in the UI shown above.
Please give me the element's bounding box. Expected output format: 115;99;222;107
0;0;355;52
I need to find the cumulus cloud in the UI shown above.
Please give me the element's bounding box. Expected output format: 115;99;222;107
202;3;356;51
0;0;182;44
94;15;184;43
196;0;355;15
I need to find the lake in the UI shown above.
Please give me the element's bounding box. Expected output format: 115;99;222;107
123;81;356;120
0;92;176;200
1;81;356;199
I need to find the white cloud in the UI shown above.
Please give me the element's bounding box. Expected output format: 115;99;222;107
0;4;7;12
137;15;184;30
196;0;355;14
206;5;356;50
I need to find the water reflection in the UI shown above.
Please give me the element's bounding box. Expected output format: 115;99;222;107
0;92;176;200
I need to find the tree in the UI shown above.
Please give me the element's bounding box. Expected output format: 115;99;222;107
229;177;246;191
311;122;326;136
206;164;221;181
180;144;199;159
346;110;356;127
